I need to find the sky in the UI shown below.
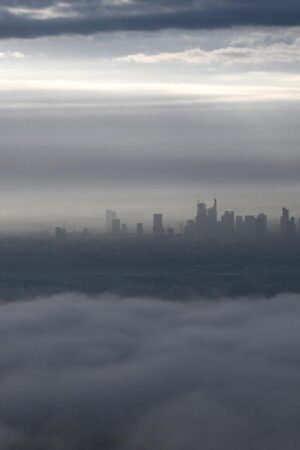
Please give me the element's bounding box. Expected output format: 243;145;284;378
1;1;300;230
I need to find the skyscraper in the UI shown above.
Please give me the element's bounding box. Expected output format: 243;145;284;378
235;216;244;238
280;207;296;240
288;217;296;240
195;198;218;239
153;214;164;236
112;218;121;235
280;207;289;239
105;210;117;233
220;211;235;239
256;213;267;240
196;202;207;230
207;198;217;225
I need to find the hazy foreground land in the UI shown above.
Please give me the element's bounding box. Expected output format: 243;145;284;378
1;235;300;300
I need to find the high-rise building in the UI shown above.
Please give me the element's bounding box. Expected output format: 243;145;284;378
112;218;121;235
280;207;289;239
256;213;267;240
288;217;297;240
153;214;164;236
105;210;117;233
280;207;296;240
121;224;127;234
235;216;244;238
196;202;207;221
207;198;217;225
195;202;207;235
195;198;218;239
220;211;235;239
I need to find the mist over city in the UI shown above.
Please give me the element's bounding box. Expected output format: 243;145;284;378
1;0;300;449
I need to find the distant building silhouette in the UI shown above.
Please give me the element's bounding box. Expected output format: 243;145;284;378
235;216;244;238
289;217;297;240
220;211;235;239
194;198;218;239
112;218;121;235
101;199;298;244
280;207;289;238
207;198;218;225
235;213;268;240
256;213;267;240
105;210;117;233
280;207;296;240
196;202;207;238
153;214;164;236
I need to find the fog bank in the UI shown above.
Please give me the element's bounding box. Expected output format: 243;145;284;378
1;293;300;449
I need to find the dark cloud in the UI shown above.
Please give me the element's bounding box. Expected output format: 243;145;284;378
0;0;300;39
1;293;300;449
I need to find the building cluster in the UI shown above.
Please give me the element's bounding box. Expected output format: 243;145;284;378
183;199;268;241
53;201;300;242
178;199;267;240
280;207;297;241
102;200;300;242
105;210;175;238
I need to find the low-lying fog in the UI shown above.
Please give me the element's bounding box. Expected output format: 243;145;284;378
1;293;300;449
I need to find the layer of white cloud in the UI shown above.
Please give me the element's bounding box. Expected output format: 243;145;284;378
0;50;25;59
119;39;300;66
6;3;78;20
1;77;300;103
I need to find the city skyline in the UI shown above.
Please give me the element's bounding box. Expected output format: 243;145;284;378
96;199;298;240
3;193;300;236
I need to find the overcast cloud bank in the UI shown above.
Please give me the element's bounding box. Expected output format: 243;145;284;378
1;293;300;449
1;0;300;38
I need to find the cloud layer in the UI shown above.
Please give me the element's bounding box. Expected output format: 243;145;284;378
1;293;300;449
1;100;300;190
1;0;300;38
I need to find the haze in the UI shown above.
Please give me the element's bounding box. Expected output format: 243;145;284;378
0;1;300;228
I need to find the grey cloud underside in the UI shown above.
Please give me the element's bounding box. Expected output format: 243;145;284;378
1;1;300;38
2;153;300;187
0;100;299;189
1;293;300;449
